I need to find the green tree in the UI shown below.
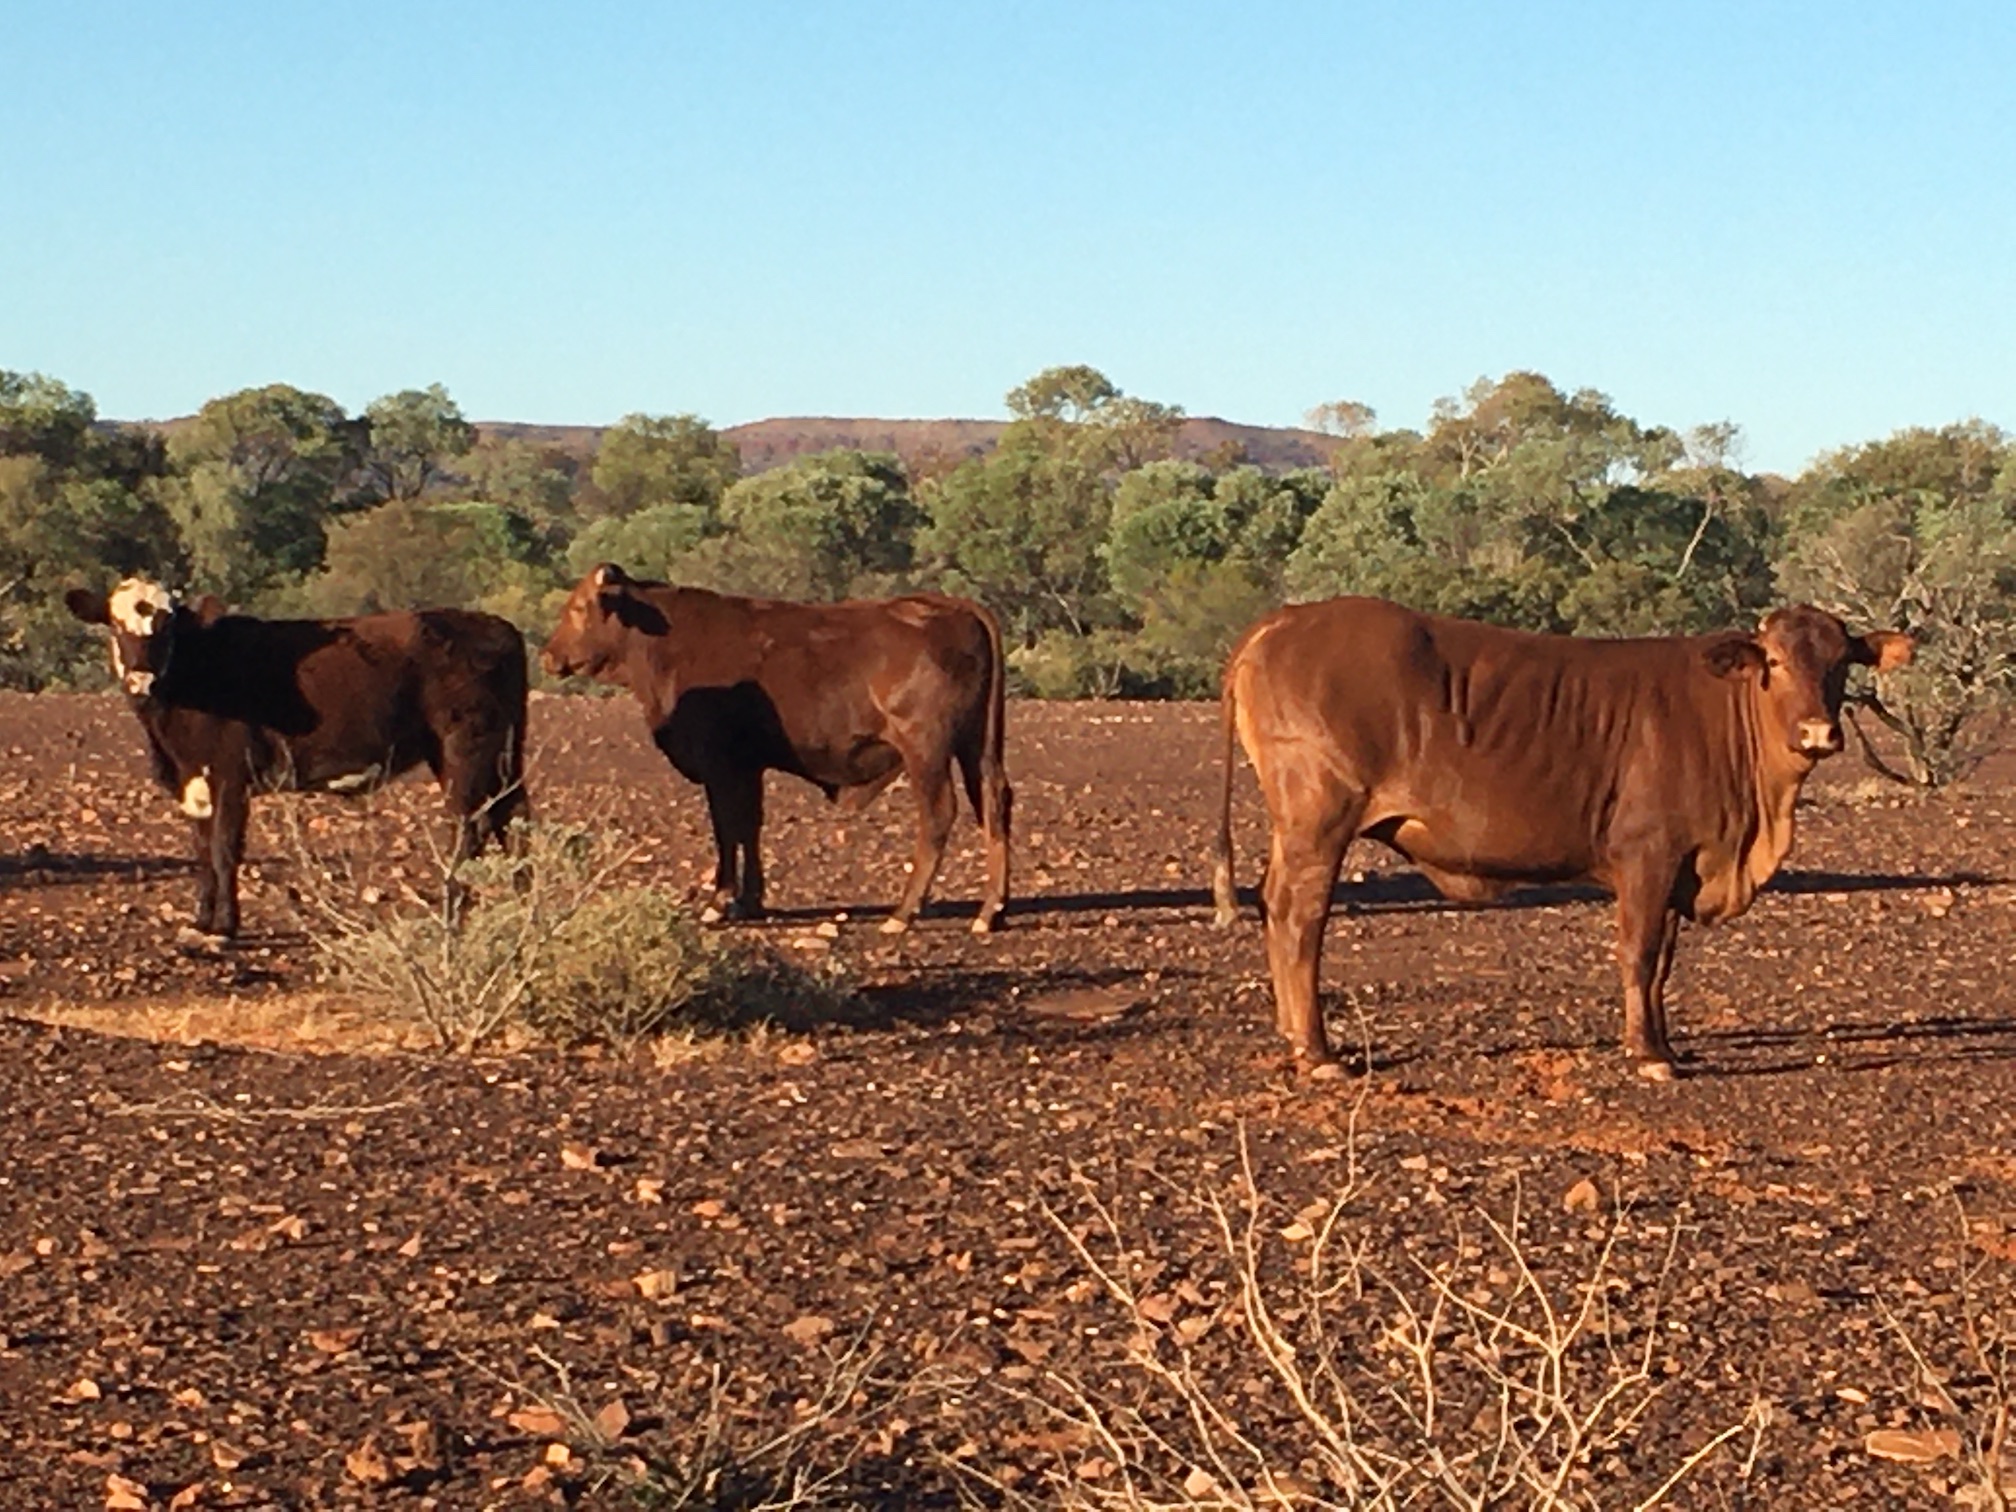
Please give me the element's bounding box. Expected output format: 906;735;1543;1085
1005;364;1185;470
713;450;922;600
919;427;1113;638
1101;461;1224;615
159;384;364;601
917;367;1186;642
1776;423;2016;785
1285;467;1565;627
284;496;561;623
0;373;183;688
362;383;475;502
465;436;581;525
1304;398;1377;440
586;413;740;520
0;370;97;468
564;504;713;582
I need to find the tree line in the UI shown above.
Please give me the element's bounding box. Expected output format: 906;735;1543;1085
3;364;2011;785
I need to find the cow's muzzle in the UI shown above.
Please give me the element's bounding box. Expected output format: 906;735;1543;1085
1796;718;1843;756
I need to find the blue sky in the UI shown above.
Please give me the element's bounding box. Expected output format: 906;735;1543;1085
4;1;2010;474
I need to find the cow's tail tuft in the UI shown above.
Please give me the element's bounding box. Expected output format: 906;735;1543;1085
1211;648;1242;928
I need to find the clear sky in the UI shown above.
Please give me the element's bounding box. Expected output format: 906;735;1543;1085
4;1;2010;475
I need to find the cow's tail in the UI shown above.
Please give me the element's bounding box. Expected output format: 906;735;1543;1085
1211;644;1243;928
975;602;1012;929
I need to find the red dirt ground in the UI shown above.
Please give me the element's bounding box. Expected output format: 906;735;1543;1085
2;691;2014;1508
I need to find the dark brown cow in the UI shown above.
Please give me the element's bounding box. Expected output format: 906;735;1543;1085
1211;597;1913;1080
66;577;529;939
540;563;1011;933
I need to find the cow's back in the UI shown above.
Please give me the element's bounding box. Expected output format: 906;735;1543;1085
659;591;989;727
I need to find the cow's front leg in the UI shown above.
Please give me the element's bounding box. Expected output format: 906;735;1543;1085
190;815;224;935
1615;869;1682;1080
881;759;956;934
190;775;249;940
699;772;765;923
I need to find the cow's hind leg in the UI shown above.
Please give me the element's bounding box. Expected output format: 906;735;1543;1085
438;725;526;863
955;743;1011;934
1258;776;1360;1077
701;771;766;923
1615;865;1683;1080
882;755;958;934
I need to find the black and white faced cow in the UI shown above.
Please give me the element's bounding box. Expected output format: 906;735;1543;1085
66;578;530;939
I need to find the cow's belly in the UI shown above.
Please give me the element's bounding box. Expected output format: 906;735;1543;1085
1370;813;1597;889
797;737;903;790
274;736;422;795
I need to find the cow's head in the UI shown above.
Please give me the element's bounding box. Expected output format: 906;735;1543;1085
64;578;186;697
1703;605;1913;763
541;562;643;681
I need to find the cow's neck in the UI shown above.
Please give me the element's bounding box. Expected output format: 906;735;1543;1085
1736;693;1809;903
156;621;252;715
625;637;672;728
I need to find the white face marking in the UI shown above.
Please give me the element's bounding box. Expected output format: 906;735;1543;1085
105;578;176;695
180;770;215;819
107;578;176;636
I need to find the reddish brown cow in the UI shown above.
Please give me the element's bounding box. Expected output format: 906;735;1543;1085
66;578;529;939
541;564;1011;932
1211;597;1913;1080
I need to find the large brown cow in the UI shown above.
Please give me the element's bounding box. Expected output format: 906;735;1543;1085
1211;597;1913;1080
541;564;1011;932
66;578;529;939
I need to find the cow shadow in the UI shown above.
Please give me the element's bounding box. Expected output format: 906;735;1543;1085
1003;865;2001;922
1457;1011;2016;1081
0;848;195;889
1685;1013;2016;1078
842;963;1177;1049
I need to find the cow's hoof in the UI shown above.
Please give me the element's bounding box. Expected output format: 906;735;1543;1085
1303;1058;1346;1082
699;904;725;925
879;915;911;936
970;912;1001;936
1635;1058;1677;1083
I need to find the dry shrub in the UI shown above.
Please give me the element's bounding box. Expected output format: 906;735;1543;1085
1880;1198;2016;1511
285;816;849;1052
984;1127;1767;1511
473;1335;920;1510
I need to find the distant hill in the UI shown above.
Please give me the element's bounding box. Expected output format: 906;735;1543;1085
475;415;1343;474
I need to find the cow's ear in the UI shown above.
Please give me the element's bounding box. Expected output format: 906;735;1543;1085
1703;634;1766;679
1853;630;1914;671
64;587;110;625
190;595;228;627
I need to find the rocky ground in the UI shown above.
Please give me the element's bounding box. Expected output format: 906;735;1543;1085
2;691;2014;1509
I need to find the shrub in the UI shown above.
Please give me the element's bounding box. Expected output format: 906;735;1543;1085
1001;1126;1769;1510
1776;427;2016;787
287;818;849;1051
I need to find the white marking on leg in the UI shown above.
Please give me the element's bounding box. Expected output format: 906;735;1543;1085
180;770;214;819
324;764;384;794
